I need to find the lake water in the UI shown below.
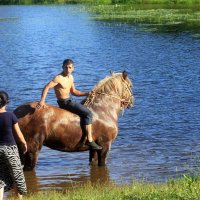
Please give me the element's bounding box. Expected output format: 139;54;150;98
0;5;200;194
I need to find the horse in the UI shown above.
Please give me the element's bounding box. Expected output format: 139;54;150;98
14;71;134;171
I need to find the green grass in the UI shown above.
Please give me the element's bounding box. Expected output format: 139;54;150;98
1;0;200;5
114;0;200;4
7;175;200;200
83;4;200;33
0;0;113;5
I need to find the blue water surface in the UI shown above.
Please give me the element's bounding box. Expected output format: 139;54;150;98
0;5;200;192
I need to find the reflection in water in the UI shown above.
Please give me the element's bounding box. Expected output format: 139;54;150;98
27;166;111;192
6;166;111;198
5;171;39;199
90;166;111;184
24;171;40;193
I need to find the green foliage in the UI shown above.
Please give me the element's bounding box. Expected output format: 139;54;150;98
1;0;200;5
0;0;112;5
84;3;200;33
112;0;200;4
7;177;200;200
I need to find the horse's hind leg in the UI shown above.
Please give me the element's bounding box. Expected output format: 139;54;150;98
23;151;39;171
18;145;38;171
23;131;45;171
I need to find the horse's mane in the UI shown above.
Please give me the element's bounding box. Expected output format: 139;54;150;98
83;72;128;106
94;72;124;92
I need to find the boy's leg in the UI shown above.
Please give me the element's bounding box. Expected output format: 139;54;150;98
0;187;4;200
86;124;102;150
85;124;93;142
17;192;23;200
58;99;102;150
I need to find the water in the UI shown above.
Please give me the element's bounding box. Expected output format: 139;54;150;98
0;5;200;193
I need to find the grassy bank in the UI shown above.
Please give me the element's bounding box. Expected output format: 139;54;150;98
0;0;200;33
83;3;200;33
1;0;200;6
1;0;199;33
0;0;112;5
7;175;200;200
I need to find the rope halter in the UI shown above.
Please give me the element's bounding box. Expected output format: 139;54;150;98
84;72;134;112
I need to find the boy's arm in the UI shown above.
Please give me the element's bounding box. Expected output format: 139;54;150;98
36;77;59;109
70;82;90;96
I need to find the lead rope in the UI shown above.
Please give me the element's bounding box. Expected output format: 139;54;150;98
84;76;133;115
84;91;123;107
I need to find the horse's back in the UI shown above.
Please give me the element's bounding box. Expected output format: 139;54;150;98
14;102;70;119
14;102;70;134
14;102;88;152
14;102;81;139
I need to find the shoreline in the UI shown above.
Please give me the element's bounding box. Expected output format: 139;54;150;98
7;175;200;200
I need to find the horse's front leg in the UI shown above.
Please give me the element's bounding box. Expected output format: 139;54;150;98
89;142;111;166
97;142;111;166
89;149;98;166
23;151;39;171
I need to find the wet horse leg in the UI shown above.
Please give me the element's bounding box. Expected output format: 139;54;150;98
23;151;39;171
89;142;111;166
89;150;98;165
23;132;45;171
97;142;111;166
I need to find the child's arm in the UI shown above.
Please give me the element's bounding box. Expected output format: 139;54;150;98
13;123;27;154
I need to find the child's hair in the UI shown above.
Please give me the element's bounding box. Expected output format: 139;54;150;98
0;91;9;108
62;59;74;68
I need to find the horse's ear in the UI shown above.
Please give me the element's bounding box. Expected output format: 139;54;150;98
122;70;128;80
110;70;114;76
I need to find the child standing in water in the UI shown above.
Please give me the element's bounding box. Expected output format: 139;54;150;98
0;91;27;200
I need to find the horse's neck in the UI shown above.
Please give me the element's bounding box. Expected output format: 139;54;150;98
85;75;124;120
88;94;122;121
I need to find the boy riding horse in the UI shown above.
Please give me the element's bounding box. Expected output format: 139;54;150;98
36;59;102;150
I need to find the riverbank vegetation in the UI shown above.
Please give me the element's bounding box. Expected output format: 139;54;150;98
1;0;200;6
1;1;199;34
84;3;200;33
7;175;200;200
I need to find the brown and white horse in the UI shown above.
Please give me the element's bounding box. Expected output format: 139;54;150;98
14;71;134;170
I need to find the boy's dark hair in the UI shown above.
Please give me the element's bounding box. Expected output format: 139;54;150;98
62;59;74;68
0;91;9;108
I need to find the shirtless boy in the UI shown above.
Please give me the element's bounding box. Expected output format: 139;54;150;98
36;59;102;150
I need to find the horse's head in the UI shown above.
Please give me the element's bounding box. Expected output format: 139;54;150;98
119;71;134;109
84;71;134;110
